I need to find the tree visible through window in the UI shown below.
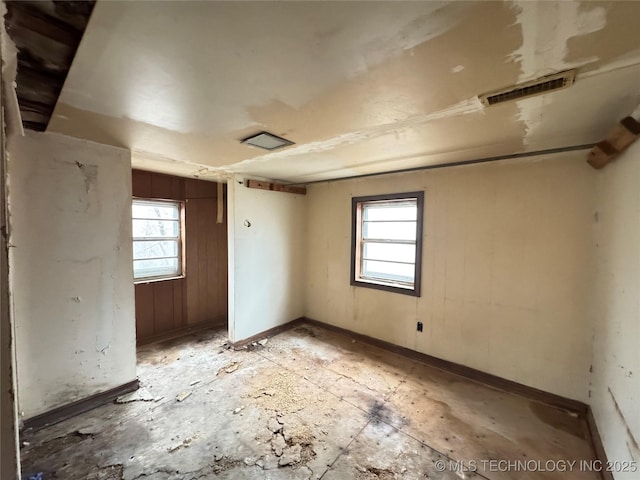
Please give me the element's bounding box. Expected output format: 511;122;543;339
132;199;183;281
351;191;424;296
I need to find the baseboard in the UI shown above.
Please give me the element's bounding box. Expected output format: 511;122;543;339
137;319;226;347
21;380;139;433
231;317;305;348
586;406;614;480
302;317;589;415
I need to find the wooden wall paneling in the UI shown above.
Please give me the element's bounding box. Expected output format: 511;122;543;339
151;172;173;199
185;178;214;199
171;176;185;200
132;170;152;198
216;190;228;322
132;170;228;342
172;280;185;330
135;283;155;339
153;281;174;333
185;198;201;325
198;199;213;323
204;198;219;323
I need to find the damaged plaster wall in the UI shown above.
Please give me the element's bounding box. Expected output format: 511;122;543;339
305;152;595;402
1;4;21;475
7;131;137;419
227;176;306;343
0;30;20;480
591;140;640;478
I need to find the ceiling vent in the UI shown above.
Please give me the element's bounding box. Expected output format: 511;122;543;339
478;70;576;107
241;131;294;150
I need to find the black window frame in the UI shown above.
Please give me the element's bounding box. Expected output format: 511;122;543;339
350;191;424;297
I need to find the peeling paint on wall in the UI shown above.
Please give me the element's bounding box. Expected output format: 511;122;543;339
7;132;137;418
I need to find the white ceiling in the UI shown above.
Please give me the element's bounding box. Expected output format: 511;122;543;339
48;1;640;183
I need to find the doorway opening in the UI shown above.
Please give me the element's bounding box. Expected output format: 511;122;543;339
132;170;228;350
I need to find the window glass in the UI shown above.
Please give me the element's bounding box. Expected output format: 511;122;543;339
352;192;423;296
132;199;183;281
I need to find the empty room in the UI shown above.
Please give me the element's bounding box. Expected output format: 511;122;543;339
1;1;639;479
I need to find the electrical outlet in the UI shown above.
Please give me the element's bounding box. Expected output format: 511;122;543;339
417;321;423;332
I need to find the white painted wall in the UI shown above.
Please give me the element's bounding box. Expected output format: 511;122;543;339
591;140;640;479
305;152;596;402
7;132;137;419
228;176;306;343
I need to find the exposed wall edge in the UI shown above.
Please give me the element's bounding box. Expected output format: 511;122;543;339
230;317;305;348
21;380;140;433
586;407;614;480
300;143;595;186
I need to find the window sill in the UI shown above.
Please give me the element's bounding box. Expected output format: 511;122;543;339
134;275;185;285
351;278;420;297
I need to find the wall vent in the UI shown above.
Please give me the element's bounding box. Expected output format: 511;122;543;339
479;70;576;107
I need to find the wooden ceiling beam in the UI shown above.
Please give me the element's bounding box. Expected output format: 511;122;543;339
4;1;96;132
6;2;82;48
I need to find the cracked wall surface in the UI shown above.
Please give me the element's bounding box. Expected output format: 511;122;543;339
7;131;137;419
590;140;640;478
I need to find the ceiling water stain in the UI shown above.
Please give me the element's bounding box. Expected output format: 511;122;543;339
244;1;526;178
565;1;640;72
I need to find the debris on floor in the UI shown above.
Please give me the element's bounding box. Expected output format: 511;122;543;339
19;324;601;480
115;387;155;404
176;391;192;402
217;361;240;375
167;436;193;453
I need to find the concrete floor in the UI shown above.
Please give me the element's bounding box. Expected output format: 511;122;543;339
21;323;599;480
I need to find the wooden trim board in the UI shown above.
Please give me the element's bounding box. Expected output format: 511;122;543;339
301;317;588;415
245;179;306;195
230;317;305;348
137;319;226;347
586;406;614;480
21;380;140;433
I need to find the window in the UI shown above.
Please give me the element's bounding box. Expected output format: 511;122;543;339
132;199;184;282
351;191;424;296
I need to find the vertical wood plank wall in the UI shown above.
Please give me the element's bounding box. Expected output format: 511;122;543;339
132;170;228;343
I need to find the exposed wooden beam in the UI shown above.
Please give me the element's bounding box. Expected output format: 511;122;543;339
245;179;307;195
4;0;96;132
587;116;640;169
6;2;83;47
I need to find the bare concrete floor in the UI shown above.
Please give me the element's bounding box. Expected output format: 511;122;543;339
21;323;599;480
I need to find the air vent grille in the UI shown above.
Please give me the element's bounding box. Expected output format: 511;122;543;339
479;70;576;107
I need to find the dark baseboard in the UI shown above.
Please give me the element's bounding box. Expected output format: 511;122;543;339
137;319;227;347
302;317;589;415
21;380;139;434
301;319;615;479
231;317;305;348
586;406;613;480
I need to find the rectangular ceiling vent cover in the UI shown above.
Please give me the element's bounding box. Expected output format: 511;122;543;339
479;70;576;107
241;131;294;150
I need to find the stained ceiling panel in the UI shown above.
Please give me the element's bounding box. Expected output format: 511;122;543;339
42;1;640;182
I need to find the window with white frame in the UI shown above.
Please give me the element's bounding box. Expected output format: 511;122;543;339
351;191;423;296
132;199;183;281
